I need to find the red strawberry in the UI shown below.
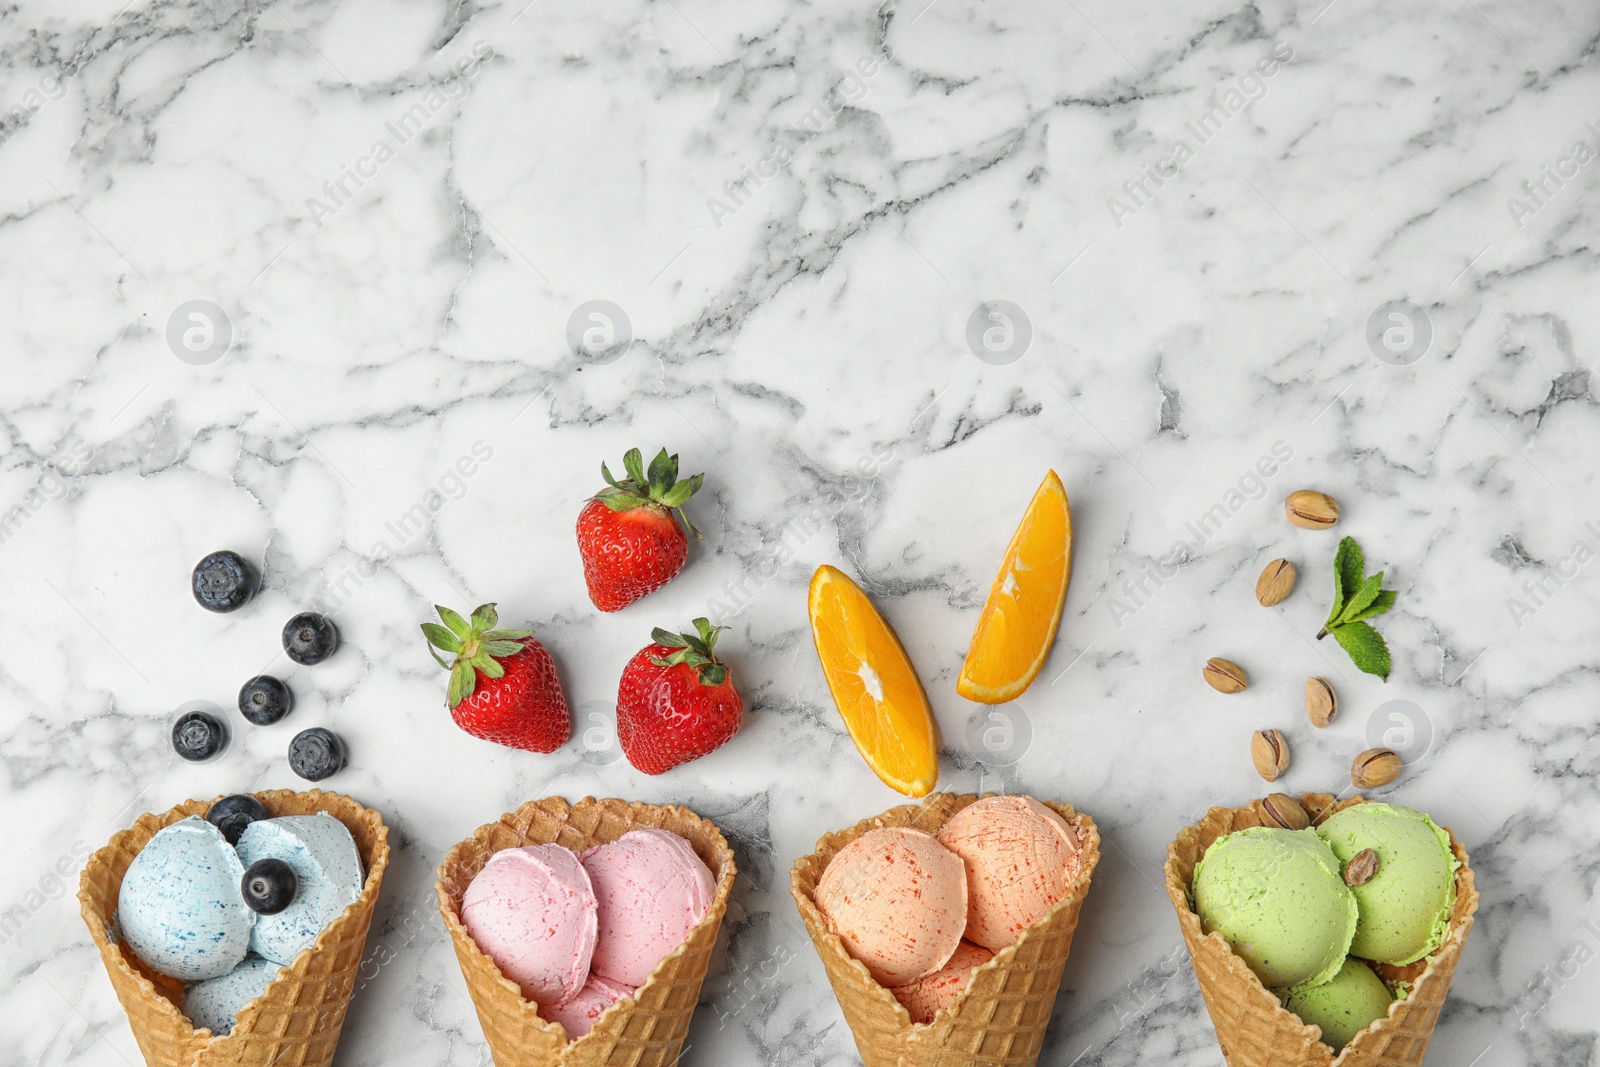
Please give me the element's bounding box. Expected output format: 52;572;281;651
616;618;743;774
577;448;704;612
421;603;570;753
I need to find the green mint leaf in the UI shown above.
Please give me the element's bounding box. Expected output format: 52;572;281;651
1338;573;1385;625
1331;621;1391;680
1343;589;1396;624
1327;537;1361;623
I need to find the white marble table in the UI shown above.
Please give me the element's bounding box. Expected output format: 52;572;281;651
2;0;1598;1064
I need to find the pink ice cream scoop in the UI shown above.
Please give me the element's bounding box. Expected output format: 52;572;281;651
891;940;993;1024
813;827;967;987
543;974;635;1040
936;795;1082;951
461;844;598;1006
581;829;716;988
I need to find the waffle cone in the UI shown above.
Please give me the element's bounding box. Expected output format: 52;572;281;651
435;796;736;1067
77;789;391;1067
1164;793;1480;1067
789;793;1100;1067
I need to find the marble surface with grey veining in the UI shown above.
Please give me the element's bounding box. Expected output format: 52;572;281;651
2;0;1598;1064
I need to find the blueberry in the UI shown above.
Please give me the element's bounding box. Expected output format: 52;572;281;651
288;727;345;781
238;676;293;726
171;706;229;763
206;794;270;845
192;551;257;613
241;858;298;915
283;613;339;665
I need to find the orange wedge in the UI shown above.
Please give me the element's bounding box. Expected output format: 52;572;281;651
957;470;1073;704
807;565;939;797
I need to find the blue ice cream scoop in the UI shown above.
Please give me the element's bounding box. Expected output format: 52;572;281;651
182;954;282;1035
117;816;255;981
236;814;363;966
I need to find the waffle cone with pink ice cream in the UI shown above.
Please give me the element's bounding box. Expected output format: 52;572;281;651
795;792;1099;1067
454;815;718;1045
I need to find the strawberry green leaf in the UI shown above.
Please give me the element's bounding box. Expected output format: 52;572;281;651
421;623;462;653
622;448;647;485
426;644;453;669
470;603;499;632
472;654;505;679
595;487;651;512
1332;621;1391;680
1343;589;1396;624
647;448;677;491
436;605;473;640
600;460;623;489
448;663;473;707
697;662;729;687
1338;573;1385;625
481;628;534;642
651;627;692;648
480;640;525;657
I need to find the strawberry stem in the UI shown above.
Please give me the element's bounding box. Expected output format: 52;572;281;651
420;602;533;708
593;447;706;540
648;617;729;686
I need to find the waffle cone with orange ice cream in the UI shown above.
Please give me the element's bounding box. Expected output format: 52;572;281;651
792;793;1099;1067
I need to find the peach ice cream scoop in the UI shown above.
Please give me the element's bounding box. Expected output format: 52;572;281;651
891;940;993;1023
460;844;598;1006
936;795;1082;951
814;827;966;986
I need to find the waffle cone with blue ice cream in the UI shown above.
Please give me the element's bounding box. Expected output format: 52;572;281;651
78;789;389;1067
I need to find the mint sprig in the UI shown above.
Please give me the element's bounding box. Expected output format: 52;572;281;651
1317;536;1397;680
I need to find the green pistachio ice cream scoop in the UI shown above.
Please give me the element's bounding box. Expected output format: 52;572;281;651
1283;957;1394;1050
1193;826;1358;991
1316;803;1458;965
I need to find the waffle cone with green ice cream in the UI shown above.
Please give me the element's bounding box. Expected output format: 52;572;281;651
1315;803;1458;965
1192;827;1357;991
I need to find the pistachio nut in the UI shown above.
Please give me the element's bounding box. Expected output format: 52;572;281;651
1351;747;1401;789
1285;490;1340;530
1251;729;1290;781
1261;792;1310;831
1305;677;1337;728
1255;558;1297;606
1204;657;1248;694
1344;848;1380;887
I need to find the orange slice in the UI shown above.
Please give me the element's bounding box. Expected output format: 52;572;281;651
807;565;939;797
957;470;1073;704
